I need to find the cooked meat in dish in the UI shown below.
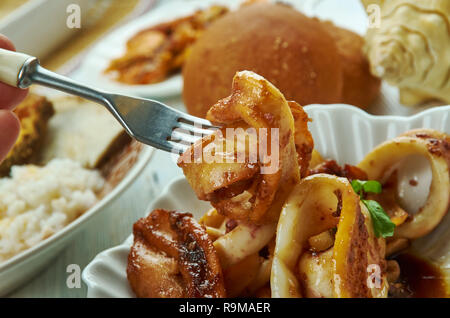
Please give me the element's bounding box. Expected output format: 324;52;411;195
178;71;313;224
127;67;449;298
358;129;450;239
0;94;54;176
105;5;229;84
272;174;388;298
127;209;226;298
309;159;368;180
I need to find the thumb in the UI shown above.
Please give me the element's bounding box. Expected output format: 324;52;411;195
0;110;20;164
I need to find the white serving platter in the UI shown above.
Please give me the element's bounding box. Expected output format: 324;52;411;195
82;104;450;298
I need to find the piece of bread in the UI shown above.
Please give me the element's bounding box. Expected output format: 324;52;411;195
183;3;344;118
39;96;126;169
323;21;381;109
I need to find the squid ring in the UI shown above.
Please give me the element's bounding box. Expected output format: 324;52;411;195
358;130;450;239
271;174;387;298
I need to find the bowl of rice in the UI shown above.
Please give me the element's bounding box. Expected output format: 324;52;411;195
0;95;153;295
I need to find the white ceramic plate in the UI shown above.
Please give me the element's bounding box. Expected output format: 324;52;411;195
0;0;118;58
82;104;450;297
72;0;243;98
0;144;154;296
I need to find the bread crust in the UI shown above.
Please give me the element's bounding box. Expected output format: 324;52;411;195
323;21;381;109
183;3;343;118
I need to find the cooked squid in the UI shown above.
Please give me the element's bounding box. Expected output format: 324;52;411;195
178;71;313;224
127;209;226;298
271;174;388;298
199;208;276;297
358;129;450;239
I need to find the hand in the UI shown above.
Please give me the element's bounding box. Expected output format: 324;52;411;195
0;34;28;163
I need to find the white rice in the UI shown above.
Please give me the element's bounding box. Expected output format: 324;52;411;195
0;158;104;262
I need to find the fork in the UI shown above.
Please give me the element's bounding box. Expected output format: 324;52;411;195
0;49;218;153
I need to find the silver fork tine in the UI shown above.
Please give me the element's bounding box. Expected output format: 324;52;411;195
176;113;220;129
174;121;219;136
167;140;190;154
170;129;205;145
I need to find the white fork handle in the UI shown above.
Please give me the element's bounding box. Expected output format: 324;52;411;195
0;47;124;129
0;48;36;88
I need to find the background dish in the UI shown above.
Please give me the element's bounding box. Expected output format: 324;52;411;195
82;104;450;297
73;0;442;116
71;0;242;98
0;0;110;58
0;140;153;296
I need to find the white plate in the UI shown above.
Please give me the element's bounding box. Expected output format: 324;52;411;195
0;0;115;58
72;0;243;98
82;104;450;297
0;144;154;296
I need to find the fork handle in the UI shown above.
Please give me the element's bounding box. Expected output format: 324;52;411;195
0;48;136;137
0;48;111;105
0;48;35;88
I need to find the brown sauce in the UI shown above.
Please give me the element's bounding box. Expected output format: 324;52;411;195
390;253;448;298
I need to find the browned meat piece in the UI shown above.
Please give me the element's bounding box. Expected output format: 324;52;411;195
309;159;368;180
127;209;226;298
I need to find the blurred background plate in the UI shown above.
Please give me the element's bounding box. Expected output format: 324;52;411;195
70;0;243;98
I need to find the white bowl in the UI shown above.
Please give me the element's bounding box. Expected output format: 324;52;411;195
0;144;154;296
82;104;450;297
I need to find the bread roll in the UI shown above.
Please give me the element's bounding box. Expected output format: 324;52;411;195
183;3;344;118
323;21;381;109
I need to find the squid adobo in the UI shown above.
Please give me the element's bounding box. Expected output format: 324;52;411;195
127;71;449;298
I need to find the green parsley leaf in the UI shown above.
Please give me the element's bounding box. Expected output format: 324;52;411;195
362;199;395;238
351;179;382;196
362;180;382;194
351;179;364;196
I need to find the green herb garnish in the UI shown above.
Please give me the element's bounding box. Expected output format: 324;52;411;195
361;199;395;238
351;179;382;198
351;179;395;238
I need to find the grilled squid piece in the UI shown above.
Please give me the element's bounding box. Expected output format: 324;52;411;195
358;129;450;239
127;209;226;298
200;208;276;297
271;174;388;298
178;71;313;224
